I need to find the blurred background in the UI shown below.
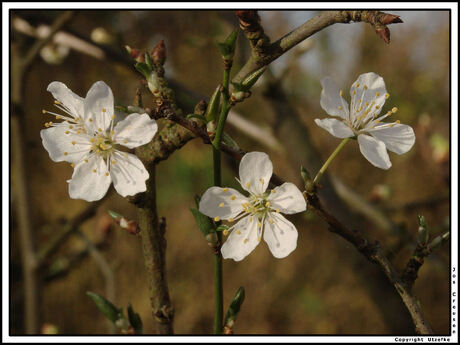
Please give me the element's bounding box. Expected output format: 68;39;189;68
10;10;450;335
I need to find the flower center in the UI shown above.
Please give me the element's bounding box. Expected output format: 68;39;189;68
244;193;271;220
90;134;115;158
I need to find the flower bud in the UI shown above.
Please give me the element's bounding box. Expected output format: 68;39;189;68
151;40;166;65
146;71;161;96
125;45;145;62
207;120;217;139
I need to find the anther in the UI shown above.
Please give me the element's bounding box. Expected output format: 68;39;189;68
105;172;109;176
93;169;97;173
243;239;248;244
364;85;368;90
42;109;47;114
339;90;343;97
387;111;392;115
214;216;220;222
375;120;381;124
72;141;76;145
84;159;89;163
269;219;274;224
375;105;380;109
376;92;380;96
90;138;95;143
102;108;106;112
385;93;390;99
88;118;93;122
228;218;234;222
265;201;270;207
71;163;75;168
223;230;229;236
64;152;68;156
112;160;116;164
257;222;262;228
231;195;236;200
395;120;401;124
353;90;356;95
392;107;398;113
111;115;115;120
69;125;73;129
110;130;114;135
223;188;228;192
365;102;369;106
236;230;241;235
219;202;225;208
338;106;343;110
245;182;251;188
123;140;128;144
54;100;60;105
276;209;280;213
271;189;276;193
356;83;360;87
260;178;264;184
55;115;62;120
257;236;261;242
98;128;102;132
123;153;128;158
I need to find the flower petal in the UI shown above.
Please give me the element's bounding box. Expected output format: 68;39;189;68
263;213;298;259
367;124;415;155
83;81;114;133
109;152;149;197
40;122;91;163
267;182;306;214
320;76;350;119
357;134;392;170
239;152;273;195
221;216;259;261
350;72;387;121
314;118;354;138
113;113;158;149
47;81;84;119
68;154;111;201
199;187;247;220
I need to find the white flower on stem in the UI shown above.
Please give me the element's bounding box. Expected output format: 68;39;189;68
199;152;306;261
40;81;158;201
315;72;415;169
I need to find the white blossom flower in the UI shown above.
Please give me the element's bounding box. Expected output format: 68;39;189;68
315;72;415;170
199;152;306;261
40;81;158;201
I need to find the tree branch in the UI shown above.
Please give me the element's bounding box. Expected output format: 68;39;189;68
233;10;402;84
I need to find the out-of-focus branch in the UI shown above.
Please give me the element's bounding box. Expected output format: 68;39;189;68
383;194;450;213
305;193;434;334
76;230;116;333
233;10;402;84
11;10;75;334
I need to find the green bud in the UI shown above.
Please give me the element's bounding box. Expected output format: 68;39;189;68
87;291;122;323
127;304;143;334
224;286;245;328
190;207;216;237
146;71;161;96
241;66;266;90
217;28;238;60
108;210;123;220
205;85;221;122
144;51;154;70
134;62;151;78
428;232;450;251
205;232;219;247
417;215;429;245
300;166;311;182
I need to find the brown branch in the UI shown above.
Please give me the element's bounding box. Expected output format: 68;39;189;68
11;10;75;334
233;10;402;84
235;10;270;56
306;192;433;334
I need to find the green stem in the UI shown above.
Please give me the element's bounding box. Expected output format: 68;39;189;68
313;137;350;185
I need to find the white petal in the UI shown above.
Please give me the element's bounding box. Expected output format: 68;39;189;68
110;152;149;197
239;152;272;195
221;216;259;261
263;213;298;259
357;134;392;170
47;81;84;119
350;72;387;121
199;187;247;220
314;118;354;138
267;182;306;214
68;154;111;201
40;122;91;163
367;124;415;155
83;81;114;133
320;76;350;119
113;113;158;149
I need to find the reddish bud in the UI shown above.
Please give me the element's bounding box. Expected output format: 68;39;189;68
152;40;166;65
380;14;403;25
375;26;391;44
125;45;145;62
235;10;260;31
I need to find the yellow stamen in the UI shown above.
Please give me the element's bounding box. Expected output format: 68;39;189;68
376;92;380;96
63;152;68;156
112;160;116;164
223;230;229;236
90;138;95;143
243;239;248;244
245;182;251;188
387;111;392;115
219;202;225;208
88;118;93;122
105;172;109;176
69;125;73;129
236;230;241;235
71;141;76;145
276;209;280;213
84;159;89;163
269;219;274;225
230;195;236;201
228;218;234;223
265;201;270;207
392;107;398;113
76;130;81;134
111;115;115;120
257;222;262;228
214;216;220;222
42;109;46;114
353;90;356;95
123;140;128;144
55;115;61;120
364;85;368;90
110;130;114;135
98;128;102;132
223;188;228;192
375;120;381;124
375;105;380;109
271;189;276;193
338;106;343;110
365;102;369;106
71;163;75;168
260;178;264;184
102;108;106;112
54;100;60;105
385;93;390;99
257;236;261;242
389;124;394;128
339;90;343;97
93;169;97;173
123;153;128;158
395;120;401;124
356;83;360;87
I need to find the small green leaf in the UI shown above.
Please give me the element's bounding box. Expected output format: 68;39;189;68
217;28;238;59
108;210;123;220
205;85;222;122
190;207;216;236
114;105;128;113
216;224;229;232
241;66;266;90
127;304;143;334
87;291;122;323
224;287;245;327
145;52;154;70
134;62;152;78
417;215;429;245
300;166;311;182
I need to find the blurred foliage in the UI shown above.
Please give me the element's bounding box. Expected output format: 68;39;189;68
10;10;450;334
